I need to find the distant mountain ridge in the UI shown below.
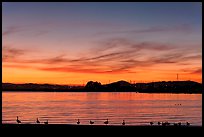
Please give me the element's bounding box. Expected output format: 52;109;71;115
2;80;202;93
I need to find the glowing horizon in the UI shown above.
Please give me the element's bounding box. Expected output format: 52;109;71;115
2;2;202;85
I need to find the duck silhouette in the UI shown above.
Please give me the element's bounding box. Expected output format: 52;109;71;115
166;121;170;126
44;120;48;124
90;120;94;125
104;119;109;125
36;118;40;124
174;123;178;126
122;120;125;125
16;116;21;124
77;119;80;124
162;122;166;126
186;122;190;126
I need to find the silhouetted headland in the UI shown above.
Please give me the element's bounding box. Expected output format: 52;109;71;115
2;80;202;93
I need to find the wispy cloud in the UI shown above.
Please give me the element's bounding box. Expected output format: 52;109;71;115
181;67;202;74
190;68;202;74
128;24;192;34
32;30;49;37
3;25;50;37
39;66;131;74
2;26;25;36
3;64;32;69
183;67;202;75
96;24;192;35
2;38;201;74
2;46;26;62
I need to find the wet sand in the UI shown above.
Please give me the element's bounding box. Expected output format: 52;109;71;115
2;124;201;128
2;124;201;135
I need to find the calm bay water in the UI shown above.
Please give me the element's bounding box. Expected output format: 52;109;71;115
2;92;202;126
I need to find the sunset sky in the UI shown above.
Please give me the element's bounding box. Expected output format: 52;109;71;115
2;2;202;85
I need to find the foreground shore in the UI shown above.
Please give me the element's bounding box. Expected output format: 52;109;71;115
2;80;202;93
2;124;202;135
2;124;201;128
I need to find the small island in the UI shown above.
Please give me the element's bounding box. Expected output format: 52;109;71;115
2;80;202;93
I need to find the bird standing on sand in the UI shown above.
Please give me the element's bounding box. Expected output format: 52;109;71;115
122;120;125;125
36;118;40;124
166;121;170;126
16;116;21;124
44;120;48;124
104;119;109;125
77;119;80;124
150;122;153;126
90;120;94;125
174;123;178;126
186;122;190;126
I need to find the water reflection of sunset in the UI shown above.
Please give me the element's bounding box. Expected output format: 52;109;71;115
3;92;201;125
4;92;201;102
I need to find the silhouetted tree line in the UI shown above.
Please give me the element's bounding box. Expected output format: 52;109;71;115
85;80;202;93
2;80;202;93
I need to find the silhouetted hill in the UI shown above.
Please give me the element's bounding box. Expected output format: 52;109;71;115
85;81;102;91
103;80;134;91
85;80;202;93
2;80;202;93
133;81;202;93
107;80;131;86
2;83;71;91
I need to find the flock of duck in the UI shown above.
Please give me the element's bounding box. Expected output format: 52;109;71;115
16;116;190;126
16;116;48;125
77;118;111;125
149;121;190;126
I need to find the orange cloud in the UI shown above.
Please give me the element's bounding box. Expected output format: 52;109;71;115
2;38;202;84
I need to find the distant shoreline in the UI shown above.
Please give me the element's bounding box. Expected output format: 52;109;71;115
2;90;202;94
2;80;202;94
